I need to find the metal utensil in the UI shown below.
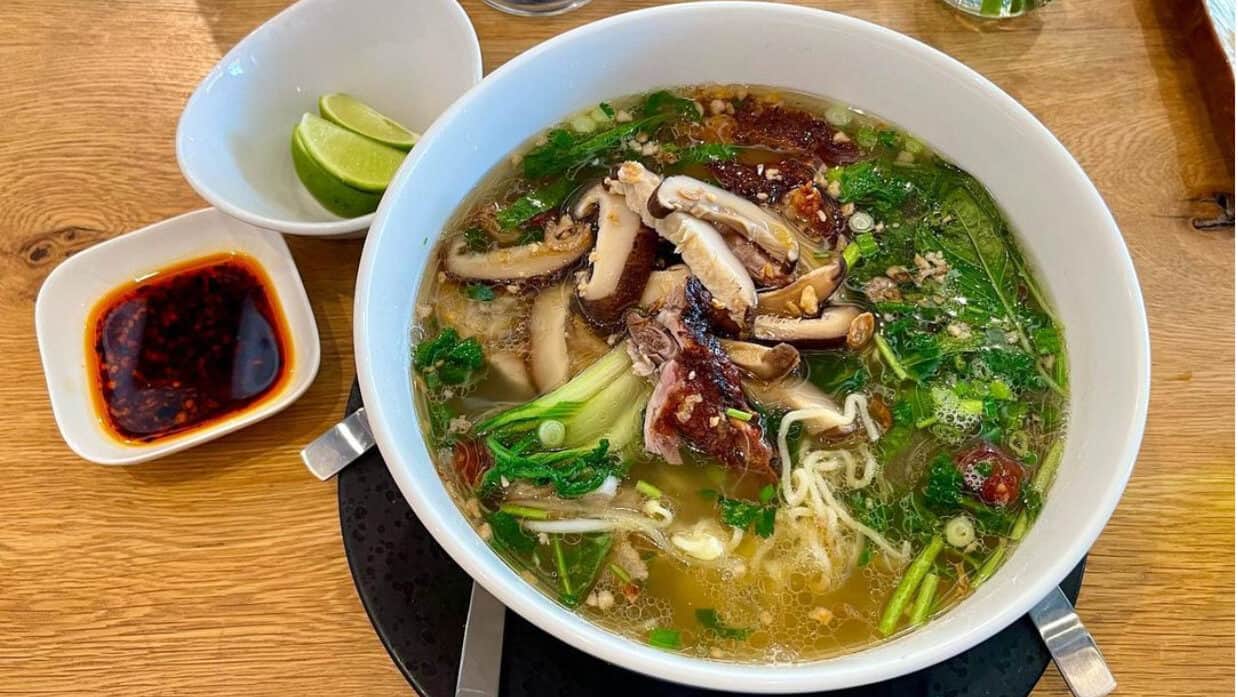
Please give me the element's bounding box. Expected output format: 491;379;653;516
1028;587;1116;697
456;582;507;697
302;411;507;696
300;407;374;480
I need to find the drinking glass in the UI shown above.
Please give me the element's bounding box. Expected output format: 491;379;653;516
940;0;1052;18
482;0;591;16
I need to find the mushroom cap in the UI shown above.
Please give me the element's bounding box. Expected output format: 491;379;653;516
658;212;757;324
572;183;658;329
752;305;862;347
756;256;846;316
651;174;800;263
718;339;801;380
744;377;857;436
444;218;593;282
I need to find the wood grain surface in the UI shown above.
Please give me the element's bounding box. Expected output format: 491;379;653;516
0;1;1232;695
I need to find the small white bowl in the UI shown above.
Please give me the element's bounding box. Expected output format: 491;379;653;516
36;208;321;465
176;0;482;238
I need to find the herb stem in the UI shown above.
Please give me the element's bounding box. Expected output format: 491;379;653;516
909;572;939;626
972;538;1008;587
879;535;944;636
874;333;910;382
499;503;550;519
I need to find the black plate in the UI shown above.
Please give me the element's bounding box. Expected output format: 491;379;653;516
338;383;1084;697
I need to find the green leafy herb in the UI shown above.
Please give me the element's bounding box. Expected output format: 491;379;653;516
667;142;739;163
551;533;613;606
695;608;753;640
487;511;538;556
1032;326;1061;355
758;484;776;504
845;492;892;532
880;318;944;382
979;348;1042;392
923;454;964;509
639;90;701;121
598;102;615;118
718;496;777;538
806;351;869;394
482;438;624;499
523;118;661;179
857;541;873;567
462;226;491;252
466;283;496;302
836;160;916;216
496;178;575;229
427;401;455;445
413;328;485;392
648;627;682;649
877;129;901;148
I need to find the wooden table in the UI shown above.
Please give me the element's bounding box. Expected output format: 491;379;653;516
1;1;1232;694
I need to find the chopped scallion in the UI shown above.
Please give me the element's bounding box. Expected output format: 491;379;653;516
842;241;861;268
635;480;663;499
724;407;753;422
537;419;566;448
648;627;681;649
849;213;876;235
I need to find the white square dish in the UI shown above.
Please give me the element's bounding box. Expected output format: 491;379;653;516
36;208;321;465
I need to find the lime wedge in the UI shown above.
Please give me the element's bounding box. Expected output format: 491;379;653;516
295;113;405;193
291;127;383;218
319;93;420;151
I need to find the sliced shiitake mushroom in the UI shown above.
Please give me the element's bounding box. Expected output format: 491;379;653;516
656;212;756;324
573;186;658;330
607;161;662;229
638;265;692;309
528;283;572;393
752;305;862;347
755;257;845;316
650;174;799;263
444;218;593;282
744;378;857;436
718;340;800;380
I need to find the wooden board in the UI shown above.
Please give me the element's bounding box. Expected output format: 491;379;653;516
0;1;1231;695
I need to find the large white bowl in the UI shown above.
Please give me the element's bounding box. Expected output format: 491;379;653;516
177;0;481;237
355;4;1149;692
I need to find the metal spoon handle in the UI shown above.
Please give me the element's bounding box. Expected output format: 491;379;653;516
300;407;374;480
1028;586;1116;697
456;582;507;697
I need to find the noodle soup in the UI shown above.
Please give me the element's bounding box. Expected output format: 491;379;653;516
408;86;1067;661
